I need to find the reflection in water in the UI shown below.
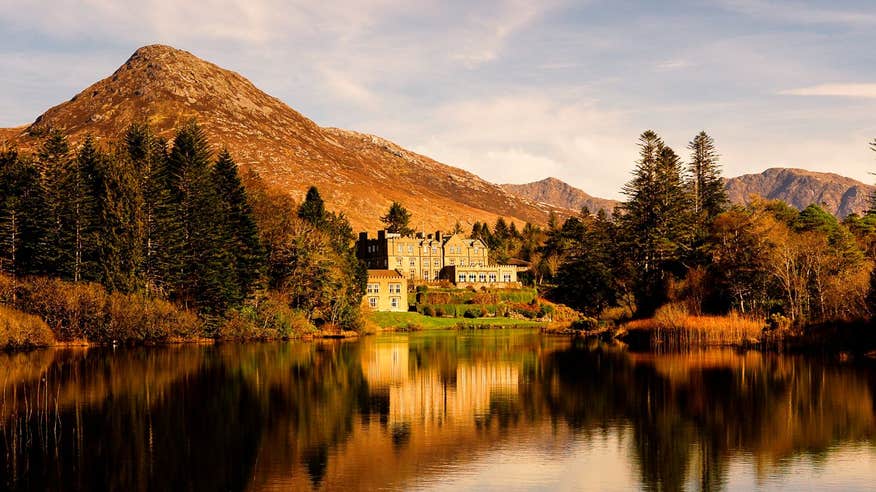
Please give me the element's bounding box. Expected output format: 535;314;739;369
1;332;875;490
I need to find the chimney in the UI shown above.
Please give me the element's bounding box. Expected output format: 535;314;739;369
435;231;442;242
378;230;386;241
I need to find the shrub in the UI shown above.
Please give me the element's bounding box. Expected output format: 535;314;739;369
434;307;445;317
570;317;598;331
0;305;55;349
422;305;436;317
219;294;315;340
463;308;482;319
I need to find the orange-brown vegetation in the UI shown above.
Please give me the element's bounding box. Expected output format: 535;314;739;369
622;304;765;349
1;273;201;344
0;305;55;349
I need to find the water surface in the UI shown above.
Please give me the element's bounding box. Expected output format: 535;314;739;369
2;329;875;490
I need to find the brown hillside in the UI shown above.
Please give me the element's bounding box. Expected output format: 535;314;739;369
725;168;875;217
0;44;560;231
501;177;619;215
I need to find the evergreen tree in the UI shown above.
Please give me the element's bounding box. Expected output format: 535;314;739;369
0;150;49;277
298;186;326;226
687;131;728;220
93;148;144;292
212;149;263;304
620;130;692;316
163;121;233;315
55;135;102;282
380;201;413;235
124;123;166;291
554;212;618;317
452;221;464;235
36;129;71;275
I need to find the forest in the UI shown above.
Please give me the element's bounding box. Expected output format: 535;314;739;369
0;121;366;348
463;131;876;331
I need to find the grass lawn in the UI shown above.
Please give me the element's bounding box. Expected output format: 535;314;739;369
368;311;545;330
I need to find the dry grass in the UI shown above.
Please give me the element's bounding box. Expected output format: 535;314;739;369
623;304;766;349
0;305;56;349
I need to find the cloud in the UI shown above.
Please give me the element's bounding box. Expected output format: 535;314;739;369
717;0;876;26
318;66;381;109
779;83;876;98
655;59;692;71
388;93;638;198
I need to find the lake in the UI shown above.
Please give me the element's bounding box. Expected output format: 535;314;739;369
2;329;875;491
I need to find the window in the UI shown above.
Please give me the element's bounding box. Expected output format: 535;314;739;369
397;244;403;253
410;269;416;278
390;297;399;308
410;258;416;266
396;257;402;266
479;273;486;283
389;283;401;294
423;270;430;280
468;273;477;282
461;259;467;266
368;297;378;308
366;283;379;294
433;259;440;267
449;259;456;266
423;245;429;253
423;258;429;265
434;272;440;280
474;247;479;254
407;245;413;254
432;247;437;254
503;274;512;282
458;273;466;283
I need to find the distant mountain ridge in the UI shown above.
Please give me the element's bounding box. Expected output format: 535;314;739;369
503;169;875;218
725;168;874;217
0;44;563;231
500;178;620;215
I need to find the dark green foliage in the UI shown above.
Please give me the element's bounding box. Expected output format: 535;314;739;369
553;213;618;317
620;131;692;316
298;186;326;225
381;201;413;235
161;121;235;316
687;131;728;221
0;150;50;276
212;149;263;305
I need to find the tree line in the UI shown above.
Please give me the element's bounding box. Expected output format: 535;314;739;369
0;121;365;338
447;130;875;326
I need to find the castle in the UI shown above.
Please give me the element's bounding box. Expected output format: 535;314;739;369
356;230;521;287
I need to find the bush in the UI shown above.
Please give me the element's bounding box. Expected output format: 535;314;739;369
0;305;55;349
9;275;202;344
463;308;483;319
570;317;598;331
422;305;436;317
219;294;315;340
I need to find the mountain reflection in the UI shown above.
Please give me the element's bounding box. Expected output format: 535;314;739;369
1;332;875;491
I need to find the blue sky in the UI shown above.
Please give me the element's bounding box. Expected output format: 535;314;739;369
1;0;875;198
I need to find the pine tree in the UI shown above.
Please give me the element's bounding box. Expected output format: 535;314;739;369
298;186;326;226
381;202;413;235
687;131;728;220
36;129;71;276
0;149;49;277
621;130;692;316
54;135;101;282
93;149;144;292
163;121;233;315
212;149;263;305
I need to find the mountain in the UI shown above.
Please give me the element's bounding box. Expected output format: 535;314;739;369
0;44;560;231
504;169;875;219
725;168;874;217
500;177;619;215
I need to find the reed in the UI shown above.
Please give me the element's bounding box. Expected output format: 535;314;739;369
622;304;765;349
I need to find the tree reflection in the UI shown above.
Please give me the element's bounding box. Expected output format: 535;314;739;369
1;335;874;491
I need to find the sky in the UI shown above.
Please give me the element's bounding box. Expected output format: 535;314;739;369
1;0;875;199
